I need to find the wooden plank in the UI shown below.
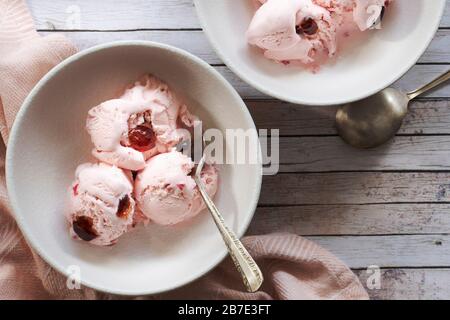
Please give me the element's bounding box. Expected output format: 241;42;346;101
276;136;450;172
41;29;450;64
29;0;450;30
444;2;450;28
216;65;450;99
422;30;450;63
260;172;450;205
29;0;200;30
306;235;450;268
41;30;222;65
249;100;450;136
355;268;450;300
248;204;450;235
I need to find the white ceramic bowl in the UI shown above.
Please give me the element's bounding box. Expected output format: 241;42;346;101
195;0;446;105
6;41;262;295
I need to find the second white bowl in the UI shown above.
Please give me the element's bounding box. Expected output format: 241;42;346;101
195;0;446;105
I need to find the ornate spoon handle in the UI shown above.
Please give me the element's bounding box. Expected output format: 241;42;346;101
408;70;450;100
194;174;264;292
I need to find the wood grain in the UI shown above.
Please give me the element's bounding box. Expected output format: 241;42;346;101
307;235;449;268
355;268;450;300
260;172;450;205
29;0;450;30
29;0;199;30
276;136;450;172
423;30;450;63
249;204;450;235
41;30;221;64
249;100;450;136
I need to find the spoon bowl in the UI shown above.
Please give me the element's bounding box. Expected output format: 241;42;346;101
336;88;409;148
336;70;450;148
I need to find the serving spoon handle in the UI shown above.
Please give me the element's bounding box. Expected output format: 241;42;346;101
407;70;450;100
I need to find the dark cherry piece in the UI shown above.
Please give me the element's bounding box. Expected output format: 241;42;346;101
128;125;156;152
116;195;131;219
72;216;98;241
72;184;79;196
296;18;318;36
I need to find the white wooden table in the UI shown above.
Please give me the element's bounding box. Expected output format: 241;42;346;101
29;0;450;300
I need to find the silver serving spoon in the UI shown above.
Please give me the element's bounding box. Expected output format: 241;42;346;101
336;70;450;149
177;139;264;292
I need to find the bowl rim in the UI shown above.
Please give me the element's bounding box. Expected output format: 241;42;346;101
5;40;263;296
194;0;447;106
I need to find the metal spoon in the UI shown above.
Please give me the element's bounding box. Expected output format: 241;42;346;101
336;70;450;149
177;139;264;292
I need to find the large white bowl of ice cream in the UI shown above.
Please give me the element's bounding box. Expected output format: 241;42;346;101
195;0;446;105
6;41;262;295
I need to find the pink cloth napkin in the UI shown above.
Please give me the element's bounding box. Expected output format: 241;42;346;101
0;0;369;300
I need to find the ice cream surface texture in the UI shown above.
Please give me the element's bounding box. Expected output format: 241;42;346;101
68;163;136;246
135;150;219;226
86;75;198;171
247;0;392;68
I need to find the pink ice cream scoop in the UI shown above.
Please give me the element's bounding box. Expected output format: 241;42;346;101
134;150;218;226
67;163;136;246
247;0;393;67
86;75;199;171
247;0;338;65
